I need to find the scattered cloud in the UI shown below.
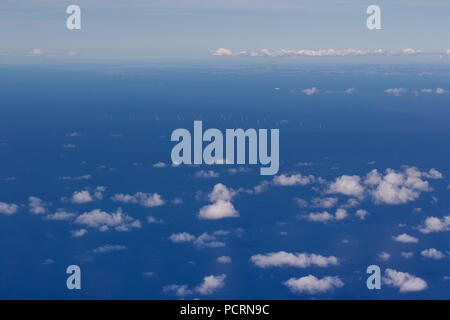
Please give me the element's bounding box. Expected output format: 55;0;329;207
301;208;348;223
71;190;94;204
217;256;232;264
251;251;339;268
45;210;76;221
302;87;319;95
29;48;44;56
327;167;441;205
169;231;228;248
198;200;238;220
111;192;165;208
198;184;239;220
377;252;391;261
147;216;164;224
401;252;414;259
71;229;88;237
418;215;450;234
355;209;369;220
384;88;408;96
421;248;445;260
273;173;315;186
28;196;49;214
153;162;167;168
284;275;344;294
169;232;196;243
393;233;419;244
211;48;428;58
383;268;427;293
75;208;141;232
195;170;219;178
163;284;193;298
195;274;226;295
0;201;19;215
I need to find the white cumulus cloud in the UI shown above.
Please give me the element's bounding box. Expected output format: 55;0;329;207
284;275;344;294
383;268;427;292
250;251;339;268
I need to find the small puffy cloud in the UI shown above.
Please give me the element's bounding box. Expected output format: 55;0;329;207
402;48;423;55
163;284;193;297
393;233;419;244
71;190;93;204
302;87;319;95
195;274;226;295
195;170;219;178
418;215;450;234
304;211;334;223
111;192;165;208
28;196;49;214
401;252;414;259
345;88;356;94
436;88;446;94
92;244;127;253
208;183;237;202
383;268;427;292
71;229;87;237
29;48;44;56
250;251;339;268
198;200;239;220
194;232;226;248
217;256;232;264
170;232;227;248
211;48;234;56
284;275;344;294
45;210;76;221
384;88;408;96
169;232;196;243
327;175;364;198
0;201;19;215
153;162;167;168
310;197;338;208
273;173;315;186
142;271;156;277
147;216;164;224
294;197;309;208
377;252;391;261
75;208;141;232
302;209;348;223
198;184;239;220
335;208;348;220
421;248;445;260
355;209;369;220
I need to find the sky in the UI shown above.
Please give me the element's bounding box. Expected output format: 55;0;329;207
0;1;449;300
1;0;450;62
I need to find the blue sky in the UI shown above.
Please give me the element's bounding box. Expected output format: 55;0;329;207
1;0;450;62
0;1;449;300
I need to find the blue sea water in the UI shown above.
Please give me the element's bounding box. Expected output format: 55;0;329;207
0;63;449;299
